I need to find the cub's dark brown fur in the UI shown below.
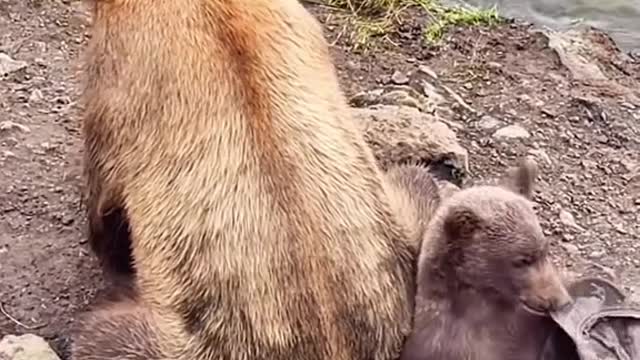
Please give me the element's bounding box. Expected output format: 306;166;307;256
400;157;572;360
73;283;165;360
74;0;415;359
384;164;443;254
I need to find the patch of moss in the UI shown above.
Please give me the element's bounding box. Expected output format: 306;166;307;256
327;0;403;15
419;3;502;44
327;0;409;51
352;18;394;49
322;0;503;48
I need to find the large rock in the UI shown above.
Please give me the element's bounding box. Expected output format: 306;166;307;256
545;29;608;82
0;334;60;360
544;27;640;103
352;104;468;177
0;53;28;77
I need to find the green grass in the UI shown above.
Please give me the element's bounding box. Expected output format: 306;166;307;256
322;0;503;47
326;0;403;15
324;0;408;50
352;18;394;48
417;2;502;44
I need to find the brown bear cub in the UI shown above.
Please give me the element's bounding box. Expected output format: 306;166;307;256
400;157;573;360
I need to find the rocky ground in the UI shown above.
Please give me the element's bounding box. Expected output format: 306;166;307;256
1;0;639;358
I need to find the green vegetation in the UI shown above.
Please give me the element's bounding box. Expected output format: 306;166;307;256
418;2;501;44
351;18;394;47
321;0;503;48
326;0;403;15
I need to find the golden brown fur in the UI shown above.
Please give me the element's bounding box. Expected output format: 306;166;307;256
400;157;573;360
383;164;443;254
74;0;415;359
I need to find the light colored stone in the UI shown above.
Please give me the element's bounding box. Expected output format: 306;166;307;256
0;53;28;76
2;150;16;158
349;89;384;108
0;121;30;133
352;104;468;173
589;250;605;260
492;124;530;139
29;89;44;103
420;80;445;104
486;61;503;70
378;90;422;110
418;64;438;79
350;87;441;114
528;148;553;166
0;334;60;360
561;243;580;256
559;209;584;231
391;70;409;85
477;115;501;130
545;29;607;82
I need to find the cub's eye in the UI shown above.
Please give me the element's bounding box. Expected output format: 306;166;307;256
512;256;534;268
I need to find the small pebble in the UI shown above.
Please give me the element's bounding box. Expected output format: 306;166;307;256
0;52;28;76
29;89;44;103
0;121;31;133
561;243;580;256
492;124;530;139
559;209;583;231
418;64;438;79
391;70;409;85
477;115;501;130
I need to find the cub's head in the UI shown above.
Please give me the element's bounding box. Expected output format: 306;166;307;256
430;157;572;314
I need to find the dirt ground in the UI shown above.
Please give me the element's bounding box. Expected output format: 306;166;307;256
0;0;639;358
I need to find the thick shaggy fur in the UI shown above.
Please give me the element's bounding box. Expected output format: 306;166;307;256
383;164;443;254
400;157;573;360
74;0;415;359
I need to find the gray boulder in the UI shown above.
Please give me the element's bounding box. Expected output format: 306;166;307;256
0;334;60;360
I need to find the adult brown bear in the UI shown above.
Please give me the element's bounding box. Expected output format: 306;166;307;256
73;0;415;359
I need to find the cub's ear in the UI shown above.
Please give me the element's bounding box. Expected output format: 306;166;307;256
500;156;539;199
443;205;483;242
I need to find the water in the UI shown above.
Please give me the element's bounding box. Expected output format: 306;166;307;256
459;0;640;52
